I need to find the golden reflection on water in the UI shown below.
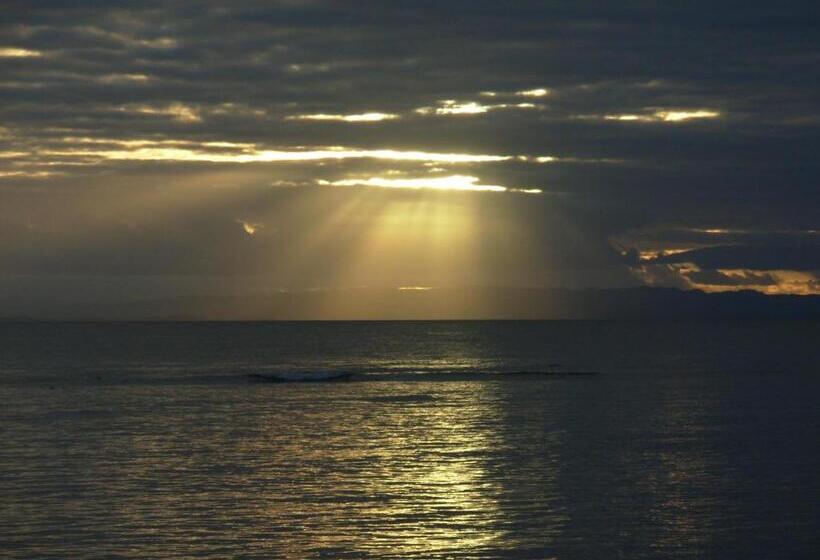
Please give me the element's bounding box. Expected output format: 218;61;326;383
645;388;725;554
5;378;568;558
256;381;507;558
3;323;818;559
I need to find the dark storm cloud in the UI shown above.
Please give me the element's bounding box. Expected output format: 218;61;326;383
1;1;819;298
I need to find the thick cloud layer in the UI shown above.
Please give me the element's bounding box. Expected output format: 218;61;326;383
1;1;818;310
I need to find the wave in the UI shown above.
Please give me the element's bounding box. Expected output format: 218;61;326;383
245;369;599;384
0;365;600;388
247;371;354;383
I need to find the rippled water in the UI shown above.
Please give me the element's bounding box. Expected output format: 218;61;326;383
1;321;818;558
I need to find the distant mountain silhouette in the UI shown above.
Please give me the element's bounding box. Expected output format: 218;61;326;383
3;286;818;320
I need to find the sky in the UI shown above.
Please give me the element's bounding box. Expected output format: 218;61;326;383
1;1;819;315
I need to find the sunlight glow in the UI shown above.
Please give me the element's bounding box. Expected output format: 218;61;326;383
632;263;819;295
319;175;542;194
638;248;696;261
417;101;488;115
416;100;539;116
43;144;512;164
124;103;202;123
656;110;720;122
0;170;59;178
286;112;399;123
0;47;42;57
516;87;549;97
239;220;262;235
602;109;721;123
604;114;648;121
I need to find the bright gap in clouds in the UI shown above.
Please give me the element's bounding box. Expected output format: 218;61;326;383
286;113;399;122
0;47;42;57
516;88;549;97
41;144;513;164
602;109;721;123
655;110;720;122
319;175;542;194
415;100;539;116
124;103;202;123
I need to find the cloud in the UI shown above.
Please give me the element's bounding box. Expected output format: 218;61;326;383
685;268;779;287
415;100;539;116
286;112;399;122
0;47;42;57
515;88;549;97
97;73;151;84
654;110;721;122
318;174;542;193
416;101;489;115
618;229;820;294
650;244;820;272
31;144;513;164
633;263;818;295
582;109;722;123
238;220;263;235
123;103;202;123
0;1;818;306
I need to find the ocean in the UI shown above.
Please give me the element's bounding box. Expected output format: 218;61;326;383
1;321;818;559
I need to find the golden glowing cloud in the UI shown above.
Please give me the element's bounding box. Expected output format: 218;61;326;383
0;170;60;178
0;47;42;57
319;175;542;194
632;262;819;295
516;87;550;97
124;103;202;123
40;143;512;164
603;114;649;122
637;248;697;261
286;112;399;122
416;100;539;116
416;101;489;115
703;269;819;295
601;109;721;123
239;220;263;235
655;110;720;122
0;151;28;159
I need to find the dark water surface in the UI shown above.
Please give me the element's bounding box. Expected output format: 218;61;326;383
1;321;818;559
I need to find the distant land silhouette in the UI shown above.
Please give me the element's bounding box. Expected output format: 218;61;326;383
2;287;818;321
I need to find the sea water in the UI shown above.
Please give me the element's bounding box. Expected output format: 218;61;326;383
1;321;818;559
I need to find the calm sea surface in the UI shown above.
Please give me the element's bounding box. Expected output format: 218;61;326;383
1;321;818;559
